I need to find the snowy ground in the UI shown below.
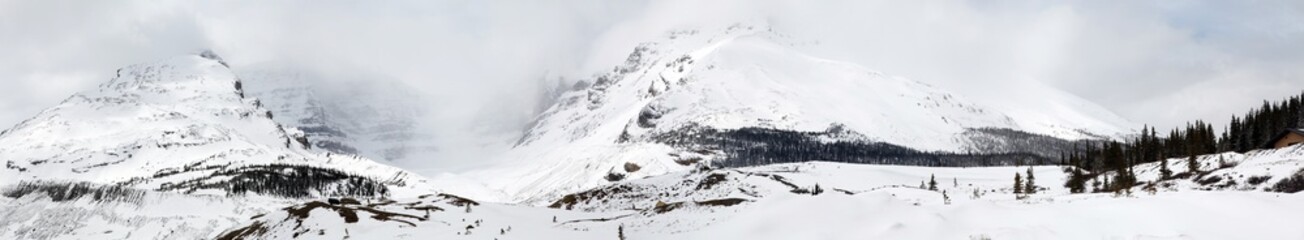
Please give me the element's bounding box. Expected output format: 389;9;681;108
676;191;1303;240
217;157;1304;240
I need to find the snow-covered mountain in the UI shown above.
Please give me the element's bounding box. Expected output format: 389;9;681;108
0;52;432;195
0;52;448;239
470;25;1136;203
239;69;438;163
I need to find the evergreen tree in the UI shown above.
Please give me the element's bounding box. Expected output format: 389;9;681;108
1102;176;1111;192
1187;155;1199;174
1013;172;1024;194
1024;167;1037;194
618;224;626;240
928;174;938;191
1062;152;1087;193
1064;166;1086;193
1159;157;1172;180
1115;165;1137;193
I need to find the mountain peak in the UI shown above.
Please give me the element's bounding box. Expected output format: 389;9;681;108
94;54;244;105
197;49;229;67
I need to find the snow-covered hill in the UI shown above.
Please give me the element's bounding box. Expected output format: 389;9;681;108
239;69;438;163
1;183;282;239
1096;144;1304;193
471;24;1135;203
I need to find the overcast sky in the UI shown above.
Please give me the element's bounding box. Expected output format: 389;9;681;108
2;0;1302;137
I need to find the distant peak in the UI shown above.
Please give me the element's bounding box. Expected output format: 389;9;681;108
197;49;229;67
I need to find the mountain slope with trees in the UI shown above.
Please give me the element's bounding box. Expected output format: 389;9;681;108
1061;92;1304;193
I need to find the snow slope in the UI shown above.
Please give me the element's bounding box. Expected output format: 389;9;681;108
1096;143;1304;193
473;24;1135;203
0;185;283;240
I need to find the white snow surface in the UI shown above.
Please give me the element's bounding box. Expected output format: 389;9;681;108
0;189;286;240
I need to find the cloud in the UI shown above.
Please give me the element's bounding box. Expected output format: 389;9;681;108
735;0;1304;130
2;0;1303;170
0;0;212;127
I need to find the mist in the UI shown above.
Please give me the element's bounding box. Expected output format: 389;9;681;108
3;0;1303;172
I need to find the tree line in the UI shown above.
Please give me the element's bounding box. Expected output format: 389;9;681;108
652;125;1058;168
1062;91;1304;193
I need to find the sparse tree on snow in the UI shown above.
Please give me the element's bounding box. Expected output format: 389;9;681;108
1159;158;1172;180
1013;172;1024;194
942;190;951;205
1025;167;1037;194
928;174;938;191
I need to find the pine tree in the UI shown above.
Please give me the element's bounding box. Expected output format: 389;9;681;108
1187;155;1199;174
1064;167;1086;193
1024;167;1037;194
1102;176;1111;192
919;181;926;189
928;174;938;191
618;224;626;240
1013;172;1024;194
1159;157;1172;180
1115;165;1137;194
